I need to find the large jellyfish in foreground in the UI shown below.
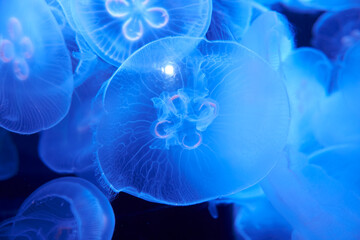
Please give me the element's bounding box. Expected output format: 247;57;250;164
0;177;115;240
95;37;290;205
0;0;73;134
0;129;18;181
241;11;294;69
261;146;360;240
312;7;360;60
63;0;212;67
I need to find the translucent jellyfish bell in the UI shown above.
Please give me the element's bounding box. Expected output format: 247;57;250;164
95;37;290;205
0;129;18;181
66;0;212;67
241;11;294;69
0;177;115;240
206;0;252;41
262;146;360;240
312;7;360;60
0;0;73;134
312;91;360;147
281;47;331;152
39;64;115;175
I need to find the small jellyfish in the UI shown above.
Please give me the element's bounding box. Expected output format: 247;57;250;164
95;37;290;205
281;47;331;153
63;0;212;67
261;146;360;240
241;11;294;69
0;177;115;240
0;0;73;134
0;129;18;181
206;0;252;41
312;7;360;60
39;64;115;175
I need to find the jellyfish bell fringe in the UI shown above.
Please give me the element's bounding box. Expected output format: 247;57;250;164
94;36;290;205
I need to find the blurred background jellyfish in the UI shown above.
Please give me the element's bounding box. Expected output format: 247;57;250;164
0;129;18;181
0;177;115;240
241;11;295;69
312;91;360;147
281;47;331;153
261;146;360;240
39;62;115;176
94;36;290;205
62;0;212;67
312;7;360;60
0;0;73;134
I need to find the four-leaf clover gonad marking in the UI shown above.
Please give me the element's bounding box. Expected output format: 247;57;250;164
0;17;34;81
105;0;169;41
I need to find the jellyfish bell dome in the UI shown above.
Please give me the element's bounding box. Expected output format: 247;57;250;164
95;36;290;205
0;0;73;134
64;0;212;67
0;177;115;240
0;129;18;181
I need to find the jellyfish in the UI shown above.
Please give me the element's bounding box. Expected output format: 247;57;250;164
0;177;115;240
0;0;73;134
337;41;360;104
281;47;331;153
39;63;115;175
94;36;290;205
261;146;360;240
206;0;252;41
293;0;360;11
312;7;360;60
60;0;212;67
233;196;292;240
0;129;18;181
312;91;360;147
241;11;294;69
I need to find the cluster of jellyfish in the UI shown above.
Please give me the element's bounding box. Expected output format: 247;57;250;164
0;0;360;239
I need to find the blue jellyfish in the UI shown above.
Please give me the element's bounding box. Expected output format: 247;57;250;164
312;91;360;147
312;7;360;60
206;0;252;41
337;41;360;103
241;11;294;69
62;0;212;67
0;129;18;181
94;37;290;205
261;146;360;240
233;196;292;240
39;63;115;175
208;185;292;240
0;0;73;134
281;47;331;153
294;0;360;11
0;177;115;240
